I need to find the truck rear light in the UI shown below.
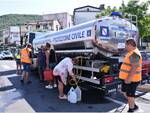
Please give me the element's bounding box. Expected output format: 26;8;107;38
103;76;114;84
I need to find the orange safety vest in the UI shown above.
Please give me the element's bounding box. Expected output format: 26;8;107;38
119;48;142;82
20;48;32;64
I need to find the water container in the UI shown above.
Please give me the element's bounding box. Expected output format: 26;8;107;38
75;86;82;101
67;87;77;103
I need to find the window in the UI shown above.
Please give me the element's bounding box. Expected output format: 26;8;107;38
43;24;48;30
36;23;40;29
87;8;89;11
56;25;59;31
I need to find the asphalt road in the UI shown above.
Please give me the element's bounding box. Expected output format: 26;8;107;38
0;60;150;112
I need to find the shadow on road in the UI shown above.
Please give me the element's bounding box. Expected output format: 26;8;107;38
0;70;16;76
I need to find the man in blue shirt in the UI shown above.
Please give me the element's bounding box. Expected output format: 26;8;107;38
36;46;46;83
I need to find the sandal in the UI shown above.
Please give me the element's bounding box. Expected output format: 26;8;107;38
58;95;67;99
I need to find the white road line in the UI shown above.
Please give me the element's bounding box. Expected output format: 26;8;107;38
1;65;12;69
0;88;36;113
140;93;150;100
105;97;127;113
0;65;16;71
106;92;147;113
5;74;18;78
105;96;126;105
0;76;13;88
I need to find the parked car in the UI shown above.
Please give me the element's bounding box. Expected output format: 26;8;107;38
146;52;150;60
0;51;4;60
1;51;14;60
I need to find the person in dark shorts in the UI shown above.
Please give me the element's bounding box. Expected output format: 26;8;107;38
53;57;77;99
20;44;32;84
15;50;22;74
36;46;46;83
119;38;142;112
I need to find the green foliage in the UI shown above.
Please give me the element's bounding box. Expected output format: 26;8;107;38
96;6;118;18
120;0;150;38
140;15;150;40
0;14;42;36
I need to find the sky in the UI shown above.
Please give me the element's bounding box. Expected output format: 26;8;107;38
0;0;148;16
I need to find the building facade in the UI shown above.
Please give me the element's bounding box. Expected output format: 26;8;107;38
3;19;61;45
43;12;73;29
73;5;102;25
27;20;60;32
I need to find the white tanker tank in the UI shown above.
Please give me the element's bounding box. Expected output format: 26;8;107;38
33;12;138;57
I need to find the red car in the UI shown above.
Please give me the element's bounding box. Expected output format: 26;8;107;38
140;51;150;81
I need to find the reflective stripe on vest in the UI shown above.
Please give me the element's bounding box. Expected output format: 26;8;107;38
16;54;21;59
119;48;142;82
20;48;31;64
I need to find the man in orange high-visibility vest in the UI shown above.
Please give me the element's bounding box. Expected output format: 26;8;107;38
119;38;142;112
20;44;32;84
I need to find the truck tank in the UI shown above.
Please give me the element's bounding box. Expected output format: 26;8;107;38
33;13;138;57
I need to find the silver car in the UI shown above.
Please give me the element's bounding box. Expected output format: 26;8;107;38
0;51;5;60
1;51;14;60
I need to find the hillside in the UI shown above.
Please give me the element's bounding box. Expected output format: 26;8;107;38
0;14;42;37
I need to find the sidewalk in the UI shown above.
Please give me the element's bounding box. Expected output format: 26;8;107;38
137;84;150;92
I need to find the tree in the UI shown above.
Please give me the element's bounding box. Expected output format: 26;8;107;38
101;6;112;16
96;6;118;18
120;0;150;38
140;15;150;38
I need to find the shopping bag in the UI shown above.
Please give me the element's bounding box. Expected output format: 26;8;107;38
44;69;53;81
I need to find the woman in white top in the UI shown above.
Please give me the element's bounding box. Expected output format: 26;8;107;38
53;57;76;99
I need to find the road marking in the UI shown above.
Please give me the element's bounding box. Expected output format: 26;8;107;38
140;92;150;100
105;96;125;105
1;65;12;69
0;88;36;113
5;74;18;78
105;97;127;113
136;90;145;96
106;92;147;113
0;76;13;88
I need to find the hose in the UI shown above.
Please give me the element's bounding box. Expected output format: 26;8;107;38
69;56;84;86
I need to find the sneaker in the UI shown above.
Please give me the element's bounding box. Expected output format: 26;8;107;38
128;108;134;112
53;84;57;88
128;108;134;113
58;95;67;100
45;85;53;89
127;105;139;113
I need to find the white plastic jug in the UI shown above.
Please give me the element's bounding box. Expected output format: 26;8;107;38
74;86;82;101
67;87;77;103
67;87;74;102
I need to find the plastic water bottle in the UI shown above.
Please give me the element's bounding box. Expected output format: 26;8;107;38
67;87;77;103
75;86;82;101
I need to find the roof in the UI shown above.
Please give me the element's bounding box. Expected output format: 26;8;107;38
74;5;101;12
